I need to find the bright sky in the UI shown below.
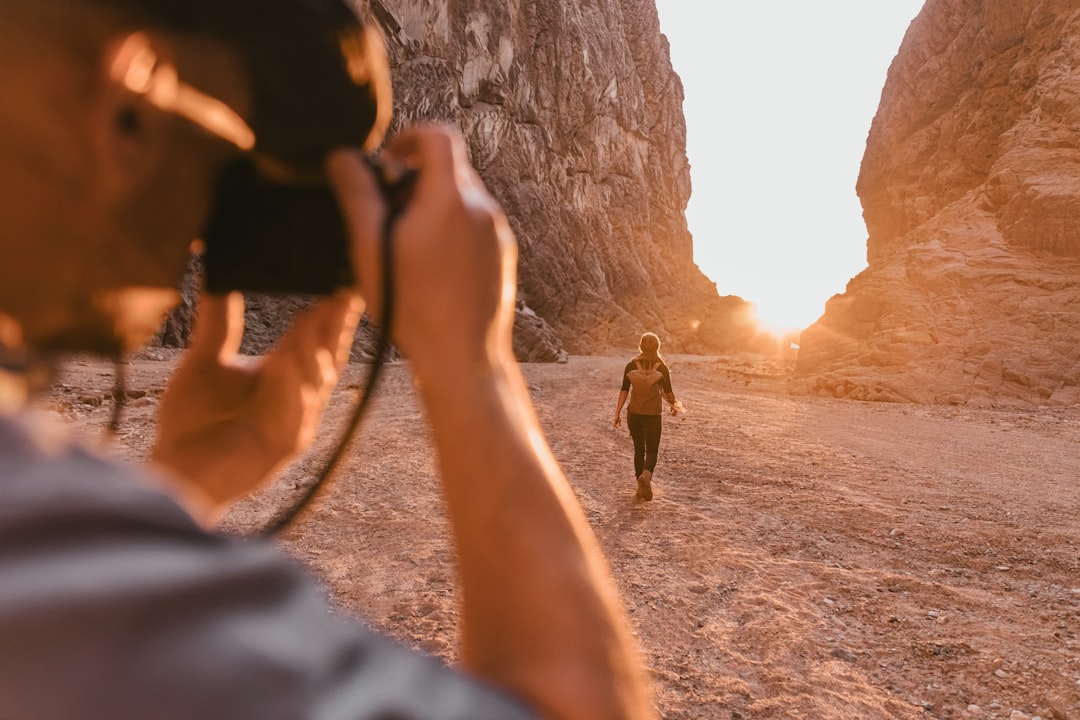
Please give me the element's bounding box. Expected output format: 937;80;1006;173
654;1;926;333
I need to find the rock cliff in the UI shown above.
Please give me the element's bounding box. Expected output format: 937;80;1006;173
792;0;1080;405
363;0;760;356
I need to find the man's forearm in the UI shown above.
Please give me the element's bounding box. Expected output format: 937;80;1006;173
415;355;652;720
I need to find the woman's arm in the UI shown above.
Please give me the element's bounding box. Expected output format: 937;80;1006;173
614;389;628;427
660;364;678;415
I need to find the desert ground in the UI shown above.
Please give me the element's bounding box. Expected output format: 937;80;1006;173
39;351;1080;720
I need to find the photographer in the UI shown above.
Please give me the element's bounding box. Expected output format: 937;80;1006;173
0;1;653;718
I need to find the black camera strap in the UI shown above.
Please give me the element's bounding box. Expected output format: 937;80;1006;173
258;204;398;536
260;159;413;536
108;358;126;436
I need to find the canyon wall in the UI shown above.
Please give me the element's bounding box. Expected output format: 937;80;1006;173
793;0;1080;405
361;0;759;356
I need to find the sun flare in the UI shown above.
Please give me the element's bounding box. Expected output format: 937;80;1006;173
747;298;819;339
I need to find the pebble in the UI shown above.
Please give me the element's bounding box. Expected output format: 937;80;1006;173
965;705;983;716
829;647;858;663
995;669;1009;678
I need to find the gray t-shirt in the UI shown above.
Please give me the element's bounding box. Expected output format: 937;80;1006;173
0;414;534;720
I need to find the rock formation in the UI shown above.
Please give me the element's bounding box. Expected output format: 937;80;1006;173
364;0;765;356
792;0;1080;405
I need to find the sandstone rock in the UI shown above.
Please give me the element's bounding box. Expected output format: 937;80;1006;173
513;300;569;363
367;0;758;355
792;0;1080;405
155;258;566;364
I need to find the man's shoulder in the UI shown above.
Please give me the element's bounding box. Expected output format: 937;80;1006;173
0;413;193;531
0;414;537;720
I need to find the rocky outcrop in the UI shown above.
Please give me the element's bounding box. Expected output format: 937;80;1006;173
154;259;562;362
366;0;759;355
512;301;569;363
792;0;1080;405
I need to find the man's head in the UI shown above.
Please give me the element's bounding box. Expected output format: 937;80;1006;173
0;0;388;357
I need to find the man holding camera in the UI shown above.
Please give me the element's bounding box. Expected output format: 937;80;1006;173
0;1;653;718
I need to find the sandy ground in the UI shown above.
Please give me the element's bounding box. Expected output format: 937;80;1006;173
39;352;1080;720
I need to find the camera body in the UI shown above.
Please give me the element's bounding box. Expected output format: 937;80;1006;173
202;159;351;295
201;156;413;295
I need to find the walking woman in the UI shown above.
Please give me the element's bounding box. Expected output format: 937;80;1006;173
613;332;678;501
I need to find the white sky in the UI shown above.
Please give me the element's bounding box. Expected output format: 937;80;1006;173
654;1;926;332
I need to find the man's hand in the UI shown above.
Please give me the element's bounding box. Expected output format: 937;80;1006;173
327;126;515;378
150;291;361;524
614;415;622;428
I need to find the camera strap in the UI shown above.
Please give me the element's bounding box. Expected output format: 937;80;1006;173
259;160;411;536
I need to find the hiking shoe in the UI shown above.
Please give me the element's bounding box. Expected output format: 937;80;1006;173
636;470;653;501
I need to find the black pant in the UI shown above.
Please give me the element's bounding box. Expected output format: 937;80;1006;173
627;413;662;477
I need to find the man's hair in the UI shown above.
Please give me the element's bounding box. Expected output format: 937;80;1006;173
93;0;391;163
1;0;120;68
5;0;391;165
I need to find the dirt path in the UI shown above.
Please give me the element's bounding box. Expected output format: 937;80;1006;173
42;353;1080;720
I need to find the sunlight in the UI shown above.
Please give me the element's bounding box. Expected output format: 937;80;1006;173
655;1;924;335
748;296;820;338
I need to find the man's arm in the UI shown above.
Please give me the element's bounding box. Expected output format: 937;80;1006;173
419;349;649;719
329;126;654;720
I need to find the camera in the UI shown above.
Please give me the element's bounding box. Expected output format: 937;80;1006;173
201;155;413;295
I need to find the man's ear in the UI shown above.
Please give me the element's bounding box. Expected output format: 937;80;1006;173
87;32;177;206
